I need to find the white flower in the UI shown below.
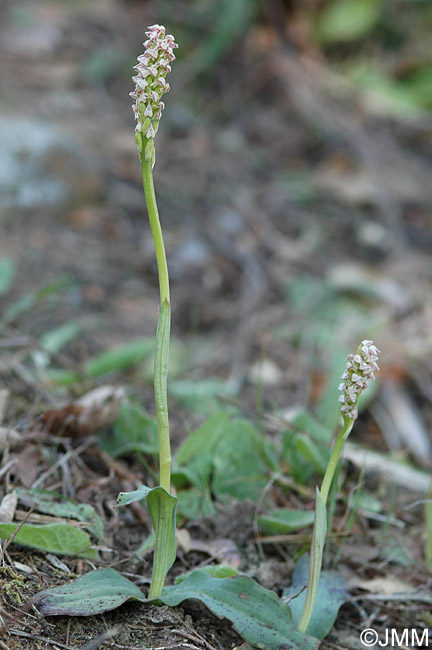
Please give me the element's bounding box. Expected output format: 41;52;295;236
338;340;380;420
131;24;178;142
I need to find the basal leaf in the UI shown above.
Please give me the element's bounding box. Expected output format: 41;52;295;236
0;523;97;559
35;567;320;649
35;568;146;616
284;554;347;640
159;569;319;650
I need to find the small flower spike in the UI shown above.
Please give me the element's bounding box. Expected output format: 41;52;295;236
338;340;380;421
131;24;178;160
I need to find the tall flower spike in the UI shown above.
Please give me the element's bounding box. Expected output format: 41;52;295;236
338;340;380;421
131;24;178;164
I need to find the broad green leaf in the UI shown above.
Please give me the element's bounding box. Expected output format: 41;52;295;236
84;337;154;377
212;419;268;501
176;488;216;519
15;487;104;543
258;509;315;535
40;321;81;355
116;485;178;592
159;569;319;650
34;567;319;648
35;568;146;616
0;523;97;559
0;257;15;296
284;555;347;640
175;411;230;466
318;0;381;44
99;402;158;458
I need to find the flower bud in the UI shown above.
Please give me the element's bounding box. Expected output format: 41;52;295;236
338;340;380;421
131;24;178;156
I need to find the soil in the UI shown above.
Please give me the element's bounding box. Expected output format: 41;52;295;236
1;1;432;649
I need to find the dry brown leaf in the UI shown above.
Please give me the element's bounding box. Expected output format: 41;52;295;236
15;444;42;487
0;491;17;523
353;575;417;596
187;537;242;569
0;426;21;448
41;385;126;437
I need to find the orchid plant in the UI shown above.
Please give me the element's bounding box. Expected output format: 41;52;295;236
298;340;380;633
33;26;382;650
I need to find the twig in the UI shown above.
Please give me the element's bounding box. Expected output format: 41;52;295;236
77;628;119;650
0;503;36;561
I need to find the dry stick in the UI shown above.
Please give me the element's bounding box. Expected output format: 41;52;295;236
0;503;36;562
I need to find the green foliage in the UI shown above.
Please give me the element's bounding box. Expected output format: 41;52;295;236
84;338;154;378
173;413;270;517
295;435;328;475
0;523;97;559
1;276;75;326
0;257;15;296
116;485;178;599
280;409;332;485
35;568;319;649
15;487;104;542
298;489;328;634
317;0;382;44
284;555;347;640
211;419;268;501
160;570;319;649
35;568;146;616
163;0;260;77
258;509;315;535
169;378;233;413
99;402;158;458
40;321;82;355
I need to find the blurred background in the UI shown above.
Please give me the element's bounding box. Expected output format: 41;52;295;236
1;0;432;460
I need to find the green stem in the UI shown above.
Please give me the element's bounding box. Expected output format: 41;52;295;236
320;420;351;506
154;300;171;493
298;417;353;634
142;158;170;306
141;156;171;493
141;154;173;597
